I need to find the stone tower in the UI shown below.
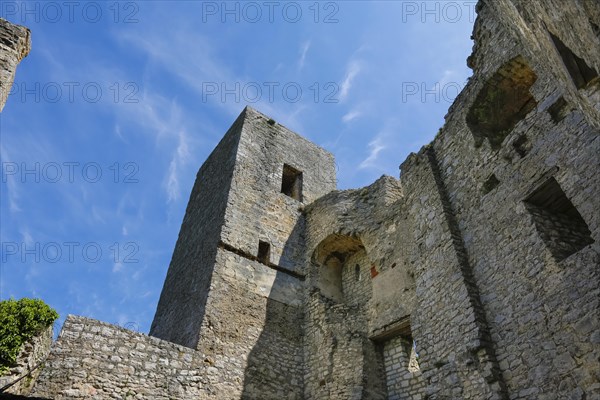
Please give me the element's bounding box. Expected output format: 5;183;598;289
150;106;336;397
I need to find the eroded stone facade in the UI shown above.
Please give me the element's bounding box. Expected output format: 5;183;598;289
0;18;30;112
14;0;600;398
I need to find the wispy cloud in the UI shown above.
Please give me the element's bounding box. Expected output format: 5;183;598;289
115;26;242;115
438;69;459;87
166;129;191;203
0;144;21;213
359;136;387;170
342;109;362;123
20;228;34;247
340;60;361;102
114;125;127;143
110;91;194;204
298;40;311;71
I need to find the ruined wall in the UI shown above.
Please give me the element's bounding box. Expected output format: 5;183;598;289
0;326;52;396
0;18;31;112
31;316;210;399
202;108;336;400
382;336;423;399
419;0;600;398
303;177;423;399
299;1;598;399
21;0;600;399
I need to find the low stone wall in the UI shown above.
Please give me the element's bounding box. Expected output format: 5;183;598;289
30;316;212;399
0;326;53;396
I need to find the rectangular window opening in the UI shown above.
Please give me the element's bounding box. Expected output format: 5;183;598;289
524;177;594;261
281;164;303;201
257;241;271;265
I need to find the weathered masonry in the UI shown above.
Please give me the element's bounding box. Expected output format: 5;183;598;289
0;18;30;112
2;0;599;398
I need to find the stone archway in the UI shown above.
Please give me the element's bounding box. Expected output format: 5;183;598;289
312;233;366;303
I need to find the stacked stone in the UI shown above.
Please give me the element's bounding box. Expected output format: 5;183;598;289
0;18;30;112
19;0;600;398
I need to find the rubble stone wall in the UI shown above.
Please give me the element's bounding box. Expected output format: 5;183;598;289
0;18;30;112
19;0;600;398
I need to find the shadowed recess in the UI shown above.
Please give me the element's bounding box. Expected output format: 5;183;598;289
467;55;538;149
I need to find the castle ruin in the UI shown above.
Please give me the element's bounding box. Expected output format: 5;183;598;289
1;0;599;398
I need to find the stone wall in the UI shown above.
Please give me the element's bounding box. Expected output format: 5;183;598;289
0;18;30;112
382;336;424;400
0;326;52;396
21;0;600;398
299;1;599;398
32;315;215;399
422;1;600;397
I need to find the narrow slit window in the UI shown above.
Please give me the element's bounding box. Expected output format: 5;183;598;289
524;177;594;261
281;164;303;201
258;241;271;265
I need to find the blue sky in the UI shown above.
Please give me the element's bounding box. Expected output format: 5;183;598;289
1;1;475;335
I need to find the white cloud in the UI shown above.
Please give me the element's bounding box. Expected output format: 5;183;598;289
340;61;361;102
438;69;456;86
298;40;311;71
20;228;34;247
165;129;191;203
110;91;194;204
114;124;126;143
116;27;242;115
342;109;362;123
359;136;387;170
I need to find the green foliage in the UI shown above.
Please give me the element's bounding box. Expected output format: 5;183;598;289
0;298;58;375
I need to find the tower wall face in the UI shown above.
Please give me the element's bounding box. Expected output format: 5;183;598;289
220;107;336;276
200;108;336;399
